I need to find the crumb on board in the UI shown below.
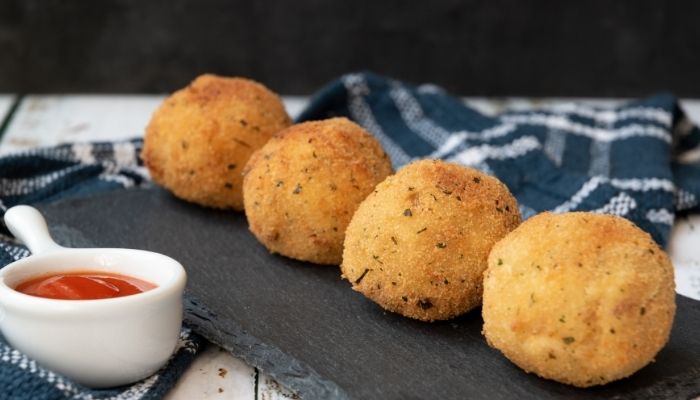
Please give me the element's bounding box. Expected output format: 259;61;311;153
218;367;228;378
260;377;300;399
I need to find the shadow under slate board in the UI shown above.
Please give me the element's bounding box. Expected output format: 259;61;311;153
38;188;700;400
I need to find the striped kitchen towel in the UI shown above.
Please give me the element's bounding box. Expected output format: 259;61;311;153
299;72;700;246
0;140;205;400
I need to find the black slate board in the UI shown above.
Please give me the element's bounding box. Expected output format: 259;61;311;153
38;188;700;400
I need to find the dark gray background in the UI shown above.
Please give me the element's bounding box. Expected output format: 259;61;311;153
1;0;699;96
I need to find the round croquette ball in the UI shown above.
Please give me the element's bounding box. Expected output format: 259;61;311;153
242;117;393;265
142;74;291;210
341;159;521;321
482;212;676;387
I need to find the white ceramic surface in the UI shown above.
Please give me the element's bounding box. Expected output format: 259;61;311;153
0;205;187;388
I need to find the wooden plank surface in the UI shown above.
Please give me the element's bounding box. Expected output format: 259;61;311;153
0;95;17;132
258;373;300;400
0;95;309;156
0;95;164;155
0;95;15;114
1;95;699;399
167;344;256;400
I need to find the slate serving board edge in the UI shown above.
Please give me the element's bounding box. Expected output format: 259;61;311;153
183;295;349;400
35;188;700;400
49;221;344;399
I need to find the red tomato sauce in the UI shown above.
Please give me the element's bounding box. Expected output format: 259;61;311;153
15;272;156;300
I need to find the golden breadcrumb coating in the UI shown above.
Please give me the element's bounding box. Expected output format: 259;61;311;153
482;212;676;387
242;117;393;265
142;74;291;209
342;159;521;321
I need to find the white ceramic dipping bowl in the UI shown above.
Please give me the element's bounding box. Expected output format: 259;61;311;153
0;205;186;388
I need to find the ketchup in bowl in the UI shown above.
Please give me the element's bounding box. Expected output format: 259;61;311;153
15;272;157;300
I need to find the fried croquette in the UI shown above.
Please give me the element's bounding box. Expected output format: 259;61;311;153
482;212;676;387
142;74;291;210
242;117;393;265
342;159;521;321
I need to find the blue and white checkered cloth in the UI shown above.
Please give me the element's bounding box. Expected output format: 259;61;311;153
0;140;205;400
0;72;699;398
299;72;700;246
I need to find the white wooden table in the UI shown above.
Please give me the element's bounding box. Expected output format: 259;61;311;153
0;94;698;399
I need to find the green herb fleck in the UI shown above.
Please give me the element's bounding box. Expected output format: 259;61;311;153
227;163;237;170
436;242;447;249
372;255;383;264
417;299;433;310
233;138;251;148
497;258;503;266
401;296;408;302
473;177;481;183
391;236;398;245
403;209;412;217
354;269;370;284
563;336;575;345
640;307;646;316
559;315;566;323
417;227;427;234
293;183;302;194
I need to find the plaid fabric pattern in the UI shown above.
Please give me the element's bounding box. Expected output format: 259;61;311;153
0;139;204;400
299;72;700;246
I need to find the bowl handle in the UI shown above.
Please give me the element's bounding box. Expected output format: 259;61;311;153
4;205;65;255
